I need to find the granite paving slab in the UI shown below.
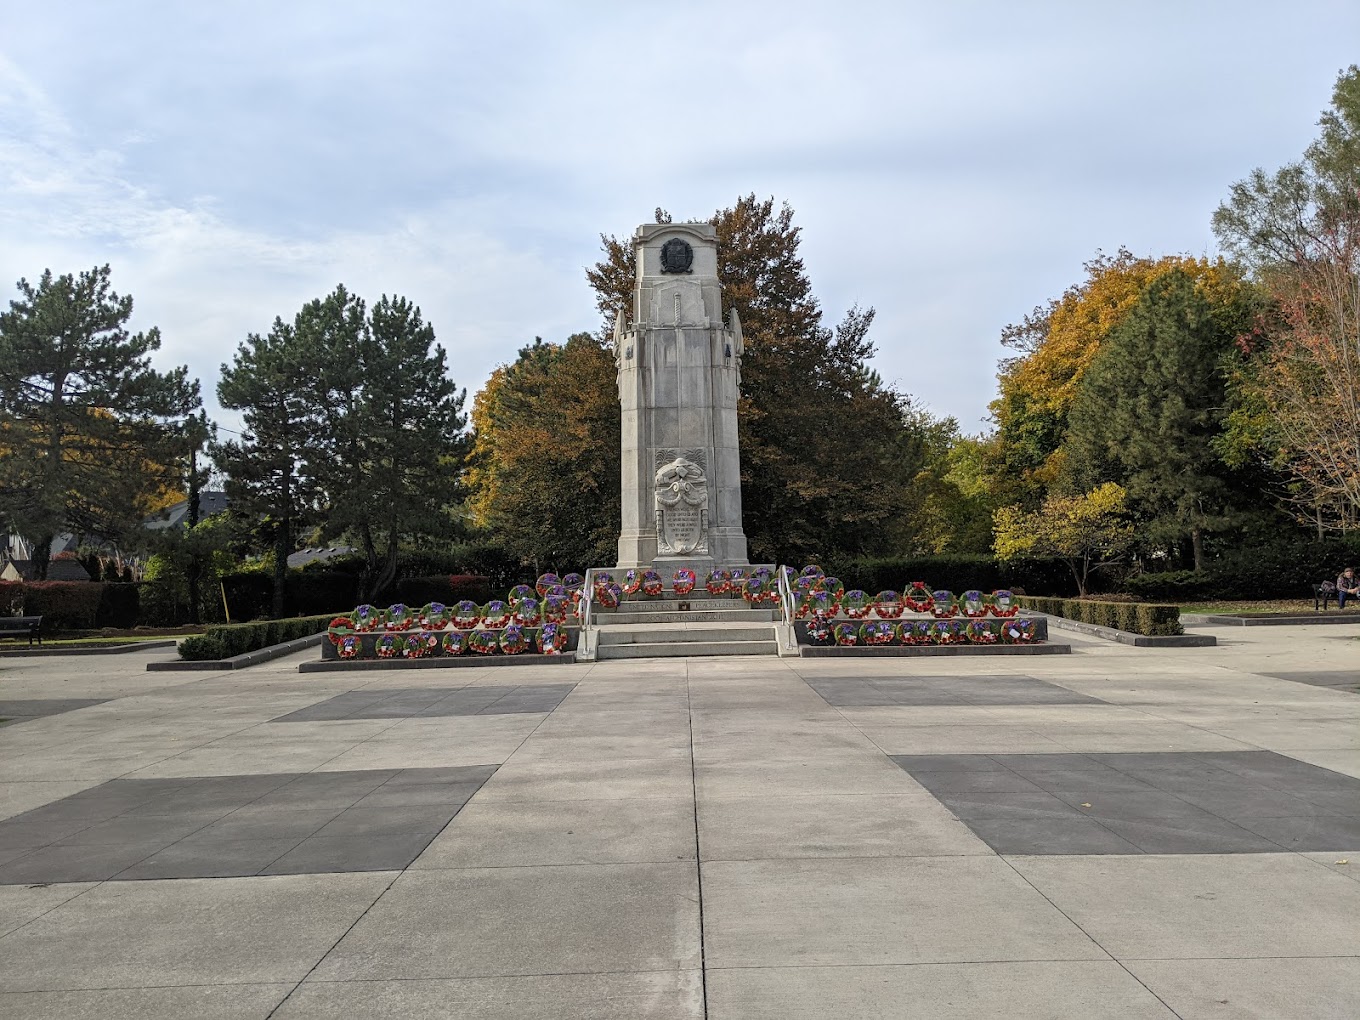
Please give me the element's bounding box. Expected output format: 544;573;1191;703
272;683;576;721
806;674;1100;707
893;750;1360;854
0;766;496;884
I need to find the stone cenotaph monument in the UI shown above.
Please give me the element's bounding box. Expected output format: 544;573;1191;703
613;221;750;574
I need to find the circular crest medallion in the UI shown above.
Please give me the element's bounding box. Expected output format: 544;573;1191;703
659;237;694;274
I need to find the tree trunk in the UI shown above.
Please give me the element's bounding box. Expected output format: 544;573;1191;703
370;533;400;605
31;534;53;581
1067;558;1086;597
186;448;201;625
1191;526;1205;573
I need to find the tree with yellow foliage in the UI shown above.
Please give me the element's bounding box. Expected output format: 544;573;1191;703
993;482;1132;595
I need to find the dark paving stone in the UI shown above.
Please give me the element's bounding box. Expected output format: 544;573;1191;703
0;699;107;724
271;684;575;721
892;750;1360;855
260;834;436;874
0;765;497;884
1261;670;1360;693
810;675;1100;707
964;816;1142;855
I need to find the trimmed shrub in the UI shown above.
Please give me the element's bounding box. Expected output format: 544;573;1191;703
2;581;104;631
178;614;333;661
1017;596;1183;636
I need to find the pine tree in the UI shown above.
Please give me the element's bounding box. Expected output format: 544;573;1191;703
0;265;200;578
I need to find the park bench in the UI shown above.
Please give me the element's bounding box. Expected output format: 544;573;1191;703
0;616;43;647
1312;581;1336;611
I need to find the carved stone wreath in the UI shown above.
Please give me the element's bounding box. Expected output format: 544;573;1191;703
659;237;694;274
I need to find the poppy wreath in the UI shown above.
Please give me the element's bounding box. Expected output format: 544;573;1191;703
621;569;642;595
706;568;732;595
933;619;966;644
327;616;356;645
535;573;562;598
442;630;467;656
821;577;846;606
421;602;450;629
374;633;401;658
508;584;536;605
800;589;834;618
353;604;383;632
860;620;894;645
673;568;697;595
930;591;959;619
902;583;934;613
832;622;859;646
469;628;499;654
452;600;481;629
989;590;1018;618
404;633;428;658
800;564;826;580
537;621;567;655
873;591;904;619
966;620;1000;644
500;623;528;655
641;570;663;597
336;634;362;659
901;619;933;645
481;600;511;629
793;575;818;601
385;604;412;631
1003;619;1037;644
593;571;614;587
806;613;832;644
542;594;569;623
562;573;585;595
728;567;748;588
842;590;873;619
960;590;988;619
514;597;541;627
594;582;621;610
741;577;767;603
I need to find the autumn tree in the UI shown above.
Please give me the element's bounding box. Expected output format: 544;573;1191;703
467;335;620;569
587;195;934;563
0;265;201;578
1213;65;1360;527
993;482;1132;595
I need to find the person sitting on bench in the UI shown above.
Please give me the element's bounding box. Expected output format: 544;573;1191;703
1339;567;1359;609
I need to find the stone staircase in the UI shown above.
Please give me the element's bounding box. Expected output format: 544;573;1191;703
591;591;779;659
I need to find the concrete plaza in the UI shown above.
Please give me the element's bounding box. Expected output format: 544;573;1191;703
0;622;1357;1018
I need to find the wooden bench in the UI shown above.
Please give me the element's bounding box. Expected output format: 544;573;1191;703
0;616;42;647
1313;582;1336;611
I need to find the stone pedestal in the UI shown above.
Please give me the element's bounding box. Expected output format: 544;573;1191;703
615;222;750;572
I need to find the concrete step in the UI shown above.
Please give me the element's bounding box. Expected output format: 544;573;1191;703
597;639;779;659
598;624;776;646
601;608;776;625
612;594;757;611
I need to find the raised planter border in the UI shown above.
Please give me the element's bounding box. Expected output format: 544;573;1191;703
2;639;177;658
146;633;325;672
800;643;1071;657
1181;612;1360;627
1040;614;1216;647
299;653;577;672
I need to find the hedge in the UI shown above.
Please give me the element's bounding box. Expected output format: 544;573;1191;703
395;574;493;607
178;614;334;661
1017;596;1183;636
833;555;1082;598
0;581;141;631
297;544;523;594
1125;537;1360;601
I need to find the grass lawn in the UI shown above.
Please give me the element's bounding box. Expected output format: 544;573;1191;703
1181;599;1360;616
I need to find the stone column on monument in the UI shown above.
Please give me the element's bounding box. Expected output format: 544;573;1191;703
614;222;750;573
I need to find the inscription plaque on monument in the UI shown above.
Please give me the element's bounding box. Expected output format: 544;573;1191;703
654;455;709;555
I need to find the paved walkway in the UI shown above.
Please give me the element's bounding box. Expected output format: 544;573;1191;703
0;623;1357;1017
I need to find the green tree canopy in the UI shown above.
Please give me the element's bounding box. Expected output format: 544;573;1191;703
0;265;201;578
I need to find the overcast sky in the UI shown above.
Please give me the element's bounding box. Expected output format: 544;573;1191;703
2;1;1356;435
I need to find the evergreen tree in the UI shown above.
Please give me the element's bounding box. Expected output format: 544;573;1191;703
0;265;200;578
316;294;468;599
1063;270;1255;570
213;315;322;618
